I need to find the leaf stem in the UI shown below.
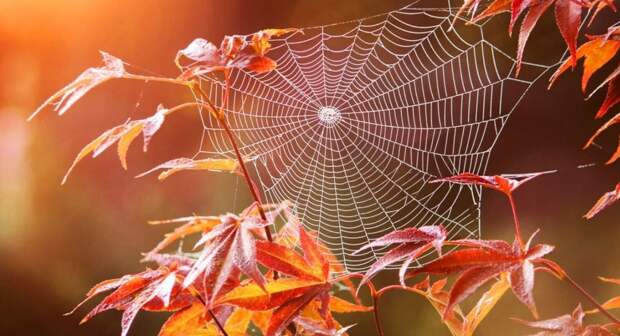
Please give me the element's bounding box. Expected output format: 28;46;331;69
563;273;620;325
122;73;192;86
507;194;524;250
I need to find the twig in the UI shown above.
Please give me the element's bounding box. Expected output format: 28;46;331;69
564;273;620;325
191;80;278;279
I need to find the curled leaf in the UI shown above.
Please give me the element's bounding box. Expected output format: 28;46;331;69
584;183;620;219
30;51;125;121
61;105;168;184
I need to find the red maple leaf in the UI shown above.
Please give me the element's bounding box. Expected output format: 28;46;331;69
180;209;268;305
68;266;197;336
175;28;299;79
353;225;447;287
217;227;361;336
409;232;561;319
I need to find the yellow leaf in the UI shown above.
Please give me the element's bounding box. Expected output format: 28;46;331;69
216;278;325;310
328;296;373;314
158;303;218;336
117;122;144;170
602;297;620;311
146;216;221;256
462;273;510;335
224;308;253;336
62;129;113;185
250;310;272;335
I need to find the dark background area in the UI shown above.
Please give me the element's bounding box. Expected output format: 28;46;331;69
1;0;619;335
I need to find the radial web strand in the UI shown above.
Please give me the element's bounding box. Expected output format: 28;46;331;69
192;1;552;273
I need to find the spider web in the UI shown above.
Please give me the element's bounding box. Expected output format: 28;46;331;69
192;1;552;273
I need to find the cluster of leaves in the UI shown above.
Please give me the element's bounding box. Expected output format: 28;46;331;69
32;28;377;336
72;202;371;336
456;0;620;218
356;171;620;335
31;3;620;335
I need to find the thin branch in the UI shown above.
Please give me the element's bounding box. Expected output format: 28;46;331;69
564;273;620;325
190;80;278;278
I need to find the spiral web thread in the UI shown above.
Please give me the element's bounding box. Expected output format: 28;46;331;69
192;1;551;273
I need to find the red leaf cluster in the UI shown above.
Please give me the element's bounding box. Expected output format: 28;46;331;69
176;28;299;79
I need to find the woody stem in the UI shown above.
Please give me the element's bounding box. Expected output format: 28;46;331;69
191;80;278;278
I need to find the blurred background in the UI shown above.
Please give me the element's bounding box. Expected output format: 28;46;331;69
1;0;619;335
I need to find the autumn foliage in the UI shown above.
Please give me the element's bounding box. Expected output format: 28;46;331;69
30;2;620;335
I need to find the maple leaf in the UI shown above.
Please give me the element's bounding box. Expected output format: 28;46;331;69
410;274;511;336
218;226;365;336
433;171;555;247
549;25;620;124
60;104;168;184
215;278;330;334
146;216;222;257
158;302;219;336
550;32;620;94
456;0;586;73
353;225;447;287
136;157;241;181
409;232;558;319
176;28;299;79
514;305;615;335
180;209;268;304
584;183;620;219
69;267;197;336
432;171;555;197
29;51;126;121
158;302;252;336
269;208;360;304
